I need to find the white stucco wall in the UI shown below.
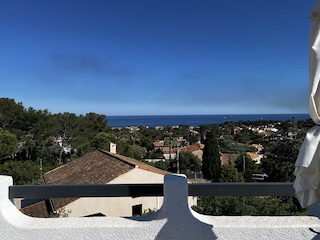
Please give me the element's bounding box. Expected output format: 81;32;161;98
192;149;203;160
65;168;196;217
2;174;320;240
65;168;163;217
108;167;164;184
0;175;320;240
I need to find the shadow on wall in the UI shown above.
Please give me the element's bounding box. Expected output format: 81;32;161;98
154;213;216;240
311;228;320;240
129;174;217;240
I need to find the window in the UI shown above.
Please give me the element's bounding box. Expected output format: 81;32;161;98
132;204;142;216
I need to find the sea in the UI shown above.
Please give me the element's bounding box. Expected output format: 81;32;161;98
107;114;310;128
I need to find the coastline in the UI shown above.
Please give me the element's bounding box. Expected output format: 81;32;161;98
107;113;310;128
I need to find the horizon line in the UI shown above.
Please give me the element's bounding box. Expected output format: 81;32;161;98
107;113;309;117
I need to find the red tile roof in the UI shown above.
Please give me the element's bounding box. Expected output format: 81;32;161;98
179;143;204;153
220;153;240;165
20;200;50;218
44;149;134;185
102;150;169;176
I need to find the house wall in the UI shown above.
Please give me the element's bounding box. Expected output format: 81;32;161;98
192;149;203;160
163;153;177;160
64;168;197;217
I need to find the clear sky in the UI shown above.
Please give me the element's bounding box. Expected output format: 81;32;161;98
0;0;315;116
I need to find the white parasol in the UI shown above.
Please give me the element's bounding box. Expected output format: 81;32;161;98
294;0;320;208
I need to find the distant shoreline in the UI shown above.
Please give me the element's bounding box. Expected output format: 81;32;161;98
107;113;310;128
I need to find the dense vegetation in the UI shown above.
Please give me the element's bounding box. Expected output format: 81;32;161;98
0;98;313;215
0;98;202;183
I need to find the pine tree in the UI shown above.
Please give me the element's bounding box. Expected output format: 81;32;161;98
201;130;221;182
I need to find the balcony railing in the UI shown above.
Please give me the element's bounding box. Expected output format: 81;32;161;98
1;174;320;240
9;182;294;199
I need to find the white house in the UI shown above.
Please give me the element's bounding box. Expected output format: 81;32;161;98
21;149;197;217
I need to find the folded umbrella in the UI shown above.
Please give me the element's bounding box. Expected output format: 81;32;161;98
294;0;320;208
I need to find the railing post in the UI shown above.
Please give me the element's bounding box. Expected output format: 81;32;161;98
308;203;320;218
160;174;190;215
150;174;216;240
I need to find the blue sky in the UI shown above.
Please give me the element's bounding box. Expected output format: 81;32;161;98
0;0;315;116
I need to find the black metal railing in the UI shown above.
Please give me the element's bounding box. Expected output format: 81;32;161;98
9;182;294;200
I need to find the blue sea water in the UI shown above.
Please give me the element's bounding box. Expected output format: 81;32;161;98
107;114;310;128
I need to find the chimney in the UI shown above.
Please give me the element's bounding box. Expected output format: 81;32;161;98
110;142;116;154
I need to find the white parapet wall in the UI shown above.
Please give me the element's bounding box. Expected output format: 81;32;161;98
1;174;320;240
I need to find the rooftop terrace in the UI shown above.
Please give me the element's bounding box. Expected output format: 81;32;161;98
1;174;320;240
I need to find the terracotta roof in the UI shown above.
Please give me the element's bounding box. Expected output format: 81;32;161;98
44;149;169;184
179;143;204;153
220;153;240;165
102;150;169;176
44;149;134;185
246;152;264;163
153;141;165;147
246;152;259;160
20;200;50;218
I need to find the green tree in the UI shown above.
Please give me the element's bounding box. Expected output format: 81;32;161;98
218;164;244;182
77;113;110;141
152;160;169;171
0;98;26;132
0;160;41;185
193;196;306;216
201;130;221;182
218;135;249;154
123;144;147;160
233;128;255;144
0;129;18;161
199;125;209;143
139;134;154;150
146;148;164;159
15;134;36;161
234;153;259;182
92;132;116;150
76;141;93;158
261;140;300;182
178;151;201;174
